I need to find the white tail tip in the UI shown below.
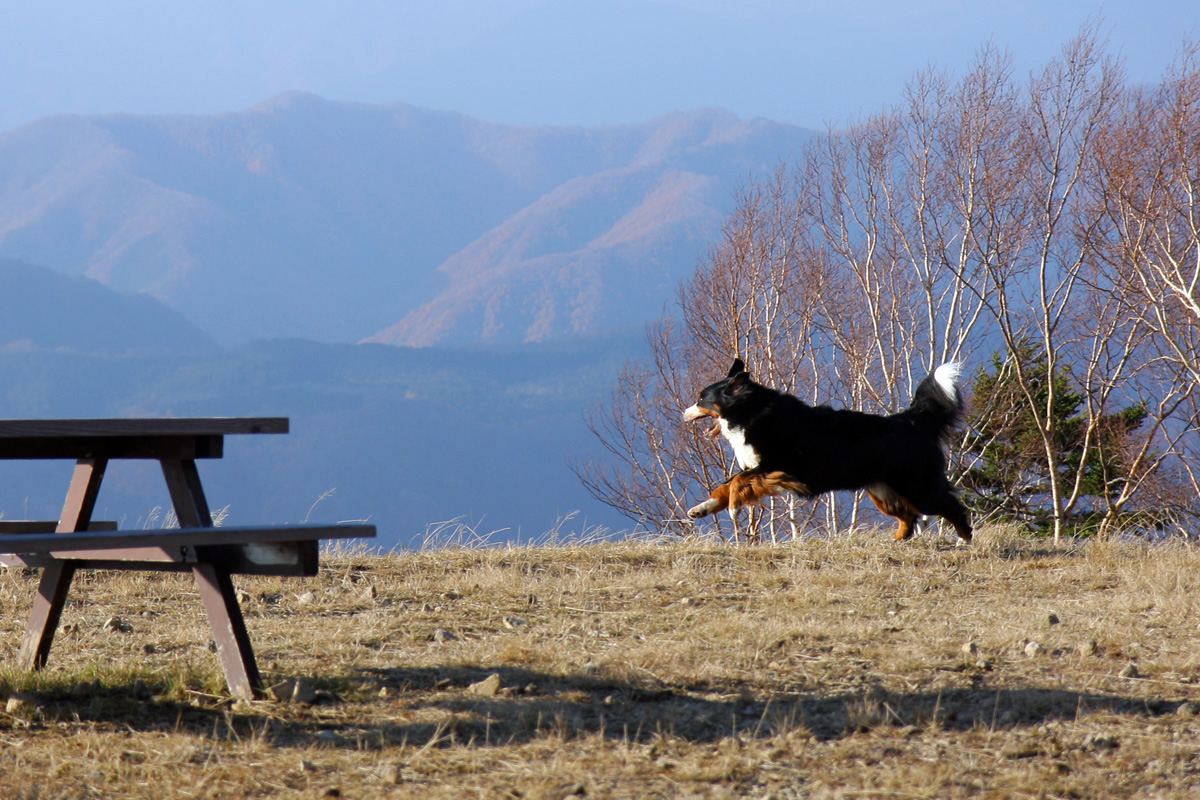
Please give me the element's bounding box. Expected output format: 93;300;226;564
934;362;962;400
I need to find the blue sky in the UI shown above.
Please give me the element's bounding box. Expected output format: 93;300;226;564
1;0;1195;132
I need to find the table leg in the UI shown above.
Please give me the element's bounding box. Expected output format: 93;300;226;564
18;458;107;670
161;458;263;700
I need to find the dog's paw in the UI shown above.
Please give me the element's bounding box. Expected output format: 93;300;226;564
688;499;719;519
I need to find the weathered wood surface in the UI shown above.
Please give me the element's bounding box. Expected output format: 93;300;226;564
0;418;288;460
0;524;374;555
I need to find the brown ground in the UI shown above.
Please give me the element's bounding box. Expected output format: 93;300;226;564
2;527;1199;798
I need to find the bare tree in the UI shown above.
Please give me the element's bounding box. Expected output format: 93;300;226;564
580;30;1200;542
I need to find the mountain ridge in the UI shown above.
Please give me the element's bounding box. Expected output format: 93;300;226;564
0;94;815;346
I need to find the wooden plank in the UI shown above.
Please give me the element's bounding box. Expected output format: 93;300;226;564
0;524;375;554
0;418;289;438
1;541;320;577
0;435;224;460
0;521;118;533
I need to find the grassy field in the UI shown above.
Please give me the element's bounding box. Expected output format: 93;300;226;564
2;527;1200;799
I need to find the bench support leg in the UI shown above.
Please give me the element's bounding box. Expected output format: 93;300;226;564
193;563;262;701
18;458;107;670
162;458;263;701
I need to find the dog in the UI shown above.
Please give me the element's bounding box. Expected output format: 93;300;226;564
682;359;972;543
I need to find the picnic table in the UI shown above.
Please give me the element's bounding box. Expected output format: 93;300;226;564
0;418;375;700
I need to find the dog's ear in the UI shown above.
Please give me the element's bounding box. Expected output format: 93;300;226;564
727;358;745;378
729;370;750;393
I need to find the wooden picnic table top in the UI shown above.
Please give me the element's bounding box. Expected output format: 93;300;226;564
0;417;289;438
0;417;289;459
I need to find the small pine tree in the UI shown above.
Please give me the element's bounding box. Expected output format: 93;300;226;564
961;341;1147;535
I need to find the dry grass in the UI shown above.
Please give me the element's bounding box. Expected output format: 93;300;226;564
3;526;1200;798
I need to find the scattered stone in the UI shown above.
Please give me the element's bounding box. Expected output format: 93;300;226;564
441;590;461;601
976;659;994;671
1120;662;1140;679
267;678;317;703
435;678;453;691
962;641;979;657
292;678;318;704
433;628;457;643
236;589;252;603
1177;701;1200;718
1047;613;1061;625
142;643;156;655
377;686;390;698
268;679;298;702
360;584;377;601
297;591;316;605
420;603;435;613
502;615;528;630
1083;639;1100;657
1082;733;1119;751
679;597;695;607
103;616;133;633
5;692;42;717
467;673;503;697
1024;641;1043;657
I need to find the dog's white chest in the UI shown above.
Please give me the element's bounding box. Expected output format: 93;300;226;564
719;419;761;469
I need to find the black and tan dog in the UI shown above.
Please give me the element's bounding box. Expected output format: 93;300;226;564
683;359;972;543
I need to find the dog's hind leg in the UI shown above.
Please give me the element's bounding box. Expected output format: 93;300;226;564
900;482;974;544
867;484;922;541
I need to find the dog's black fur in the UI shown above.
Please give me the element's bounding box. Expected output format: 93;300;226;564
683;359;972;542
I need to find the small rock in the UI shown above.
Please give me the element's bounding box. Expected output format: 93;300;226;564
441;590;461;601
268;679;298;702
236;589;251;603
292;678;318;704
5;692;41;716
1083;639;1099;656
1083;733;1119;751
377;686;390;698
1120;662;1140;679
467;673;503;697
297;591;316;605
360;584;377;601
1047;613;1060;625
1177;701;1200;717
976;659;994;671
432;628;457;643
102;616;133;633
962;641;979;657
142;643;156;655
502;616;527;630
679;597;695;607
1025;641;1043;657
420;603;435;613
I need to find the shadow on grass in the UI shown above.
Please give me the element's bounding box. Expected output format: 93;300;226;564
7;665;1182;751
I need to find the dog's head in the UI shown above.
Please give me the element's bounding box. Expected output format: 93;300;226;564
682;358;751;436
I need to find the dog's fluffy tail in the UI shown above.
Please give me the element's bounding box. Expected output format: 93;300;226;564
903;362;965;442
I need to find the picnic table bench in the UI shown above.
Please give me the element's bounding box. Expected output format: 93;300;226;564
0;418;376;700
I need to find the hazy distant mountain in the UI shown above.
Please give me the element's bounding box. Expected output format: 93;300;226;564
0;95;813;346
0;259;214;355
